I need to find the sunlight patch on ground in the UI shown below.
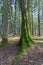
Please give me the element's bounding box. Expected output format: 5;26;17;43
0;36;43;43
32;36;43;39
8;36;20;42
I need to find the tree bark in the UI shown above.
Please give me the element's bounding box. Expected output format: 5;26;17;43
38;0;40;36
17;0;35;52
31;12;33;35
42;1;43;22
14;0;17;36
27;0;31;34
1;0;8;45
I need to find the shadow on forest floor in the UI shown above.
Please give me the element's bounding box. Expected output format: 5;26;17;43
0;37;43;65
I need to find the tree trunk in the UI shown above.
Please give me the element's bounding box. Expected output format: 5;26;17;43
42;1;43;22
17;0;35;52
1;0;8;45
38;0;40;36
14;0;17;36
27;0;33;35
31;12;33;35
27;0;31;34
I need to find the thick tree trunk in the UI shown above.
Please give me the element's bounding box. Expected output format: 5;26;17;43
17;0;35;52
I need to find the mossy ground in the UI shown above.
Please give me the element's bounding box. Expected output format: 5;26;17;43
0;38;8;48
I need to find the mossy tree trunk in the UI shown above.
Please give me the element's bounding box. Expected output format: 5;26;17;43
17;0;35;51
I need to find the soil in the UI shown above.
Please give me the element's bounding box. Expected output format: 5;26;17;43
0;38;43;65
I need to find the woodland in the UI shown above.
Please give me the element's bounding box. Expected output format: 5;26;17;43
0;0;43;65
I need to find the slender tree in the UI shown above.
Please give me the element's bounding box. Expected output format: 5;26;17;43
1;0;8;45
27;0;34;35
14;0;17;36
38;0;40;36
31;11;34;35
27;0;31;34
42;1;43;22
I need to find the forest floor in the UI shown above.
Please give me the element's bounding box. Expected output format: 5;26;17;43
0;37;43;65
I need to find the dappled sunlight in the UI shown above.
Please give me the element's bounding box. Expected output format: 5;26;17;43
0;37;2;42
8;36;20;42
0;0;43;65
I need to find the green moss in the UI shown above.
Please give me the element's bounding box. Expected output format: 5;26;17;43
17;7;35;53
0;38;8;48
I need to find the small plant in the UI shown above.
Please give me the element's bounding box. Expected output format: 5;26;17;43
12;55;22;65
